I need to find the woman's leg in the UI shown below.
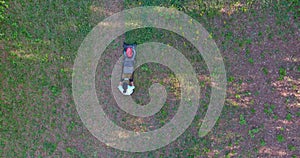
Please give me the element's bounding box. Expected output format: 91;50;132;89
129;71;134;82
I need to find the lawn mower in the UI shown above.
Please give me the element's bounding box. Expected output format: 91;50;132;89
118;42;137;95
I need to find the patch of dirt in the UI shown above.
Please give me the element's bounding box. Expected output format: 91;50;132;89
91;4;300;157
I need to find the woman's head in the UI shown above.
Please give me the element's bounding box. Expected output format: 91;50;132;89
122;82;128;93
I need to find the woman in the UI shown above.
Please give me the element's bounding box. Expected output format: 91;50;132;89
118;79;135;95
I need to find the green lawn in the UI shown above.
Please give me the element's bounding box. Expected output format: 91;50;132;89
1;0;299;157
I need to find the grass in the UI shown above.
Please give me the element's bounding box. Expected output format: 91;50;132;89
140;64;152;73
248;127;260;138
250;108;256;114
286;113;292;121
260;139;266;146
0;0;8;23
263;104;276;117
65;147;85;158
278;67;286;80
248;58;254;64
276;134;285;143
239;114;247;125
235;94;241;99
1;0;299;157
262;67;269;75
288;144;296;151
43;141;57;155
228;76;235;83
